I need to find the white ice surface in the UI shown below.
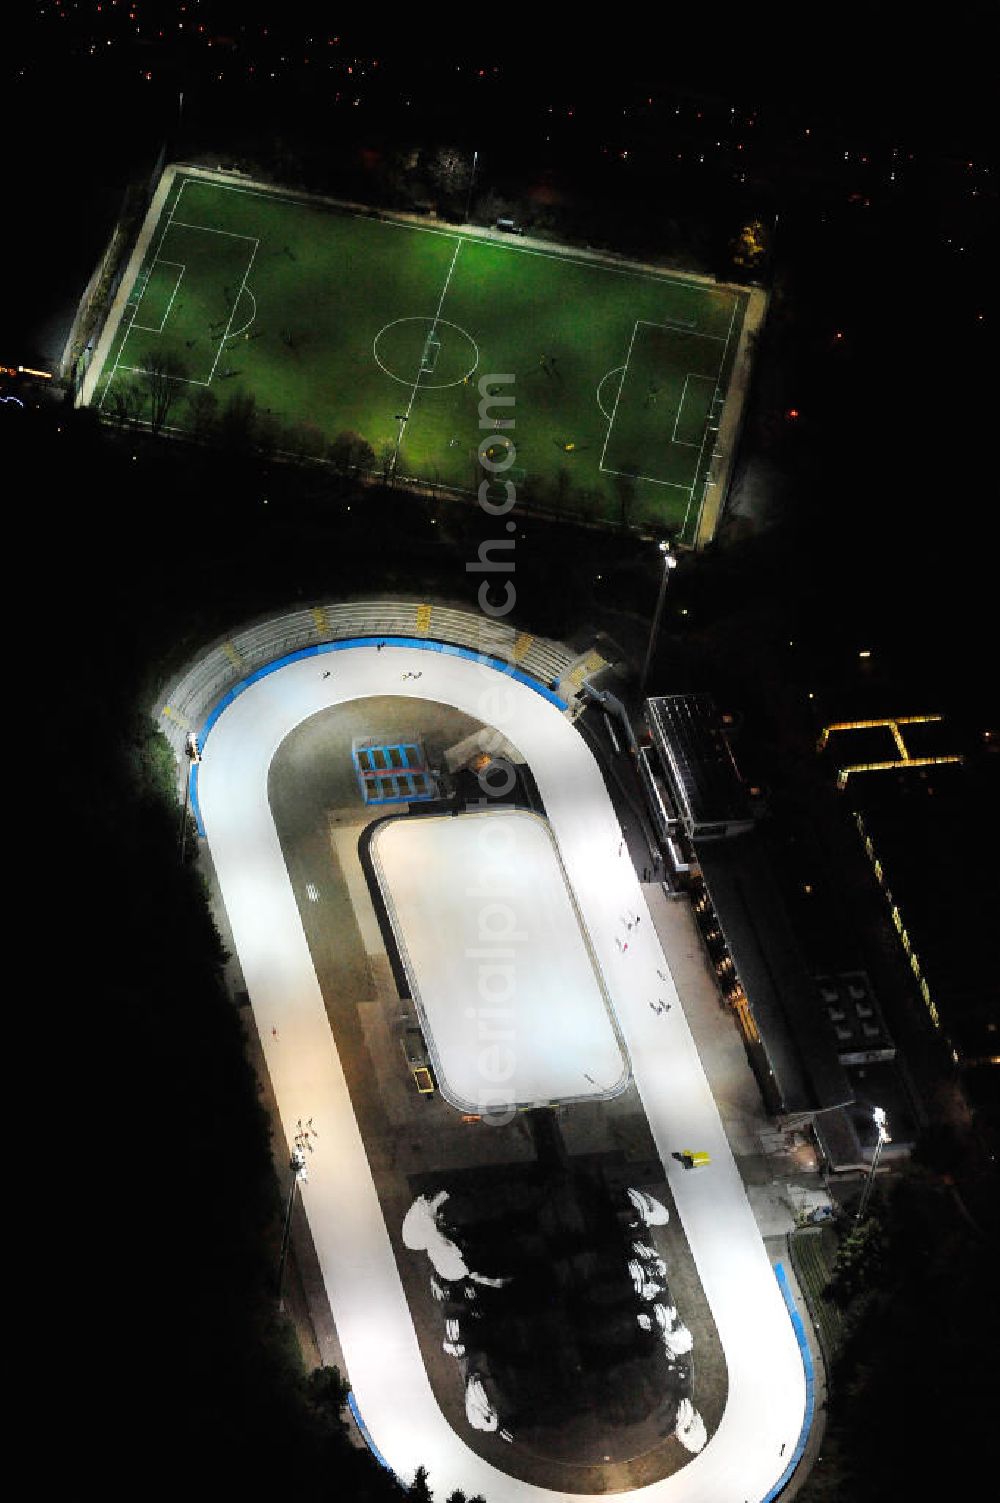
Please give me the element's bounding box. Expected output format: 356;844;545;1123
401;1192;469;1283
371;809;628;1110
196;644;807;1500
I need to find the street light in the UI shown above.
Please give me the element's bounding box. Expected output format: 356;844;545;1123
465;149;479;222
178;731;201;862
638;541;678;699
390;413;409;484
856;1105;890;1221
276;1119;318;1307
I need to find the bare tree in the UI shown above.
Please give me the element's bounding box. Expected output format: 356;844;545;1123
109;380;144;430
142;353;189;436
614;467;638;533
328;430;374;476
188;388;218;442
219;391;258;453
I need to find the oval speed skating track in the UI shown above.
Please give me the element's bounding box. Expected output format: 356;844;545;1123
194;640;807;1502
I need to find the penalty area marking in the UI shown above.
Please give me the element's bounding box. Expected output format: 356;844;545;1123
596;366;625;421
680;293;741;543
671;372;717;447
599;318;728;489
131;260;186;334
601;464;690;491
117;364;210;387
227;285;258;341
170;219;258;241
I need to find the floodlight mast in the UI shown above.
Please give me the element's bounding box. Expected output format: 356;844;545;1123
277;1122;317;1306
465;149;479;222
390;413;408;485
856;1105;890;1221
178;732;201;861
638;541;678;699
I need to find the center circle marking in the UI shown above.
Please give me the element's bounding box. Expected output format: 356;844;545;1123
373;316;480;389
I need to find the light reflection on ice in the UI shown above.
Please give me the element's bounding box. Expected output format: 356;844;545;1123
466;1374;499;1432
675;1397;708;1453
627;1187;670;1226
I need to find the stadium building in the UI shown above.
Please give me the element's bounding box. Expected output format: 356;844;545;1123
641;693;918;1171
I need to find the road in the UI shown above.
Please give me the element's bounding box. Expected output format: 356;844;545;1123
195;640;807;1501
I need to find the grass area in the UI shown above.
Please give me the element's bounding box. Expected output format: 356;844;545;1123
91;170;749;541
789;1224;847;1364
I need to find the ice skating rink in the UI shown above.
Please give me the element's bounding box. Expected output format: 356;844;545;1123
370;809;629;1112
195;640;808;1502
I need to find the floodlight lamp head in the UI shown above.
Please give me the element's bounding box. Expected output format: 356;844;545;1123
872;1105;886;1126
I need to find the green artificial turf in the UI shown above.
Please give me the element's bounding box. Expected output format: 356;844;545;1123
95;173;749;539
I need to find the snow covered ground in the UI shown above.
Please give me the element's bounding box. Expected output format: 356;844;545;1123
371;809;629;1112
195;641;807;1501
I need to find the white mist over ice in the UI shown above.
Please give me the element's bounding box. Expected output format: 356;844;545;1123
675;1397;708;1453
466;1375;499;1432
628;1188;670;1226
403;1192;470;1281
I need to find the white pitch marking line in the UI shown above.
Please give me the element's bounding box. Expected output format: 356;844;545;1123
671;372;716;445
205;240;260;386
227;285;258;341
171;219;258;240
401;238;463;428
595;365;626;421
156;262;186;333
99;181;192;410
599;465;690;491
637;317;724;343
599;319;639;472
681;293;741;541
117;365;210;387
129;261;185;333
672;374;692;444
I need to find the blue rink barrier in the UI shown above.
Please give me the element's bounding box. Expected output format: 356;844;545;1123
347;1391;396;1475
189;636;568;834
760;1260;816;1501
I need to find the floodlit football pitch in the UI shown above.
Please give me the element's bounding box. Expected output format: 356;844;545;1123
87;168;756;541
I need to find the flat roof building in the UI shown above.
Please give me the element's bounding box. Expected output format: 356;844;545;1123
644;694;755;843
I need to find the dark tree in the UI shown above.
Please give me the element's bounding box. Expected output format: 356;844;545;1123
109;379;144;430
427;145;472;201
329;429;375;476
613;467;638;533
142;352;189;436
219;391;259;453
304;1362;351;1435
407;1466;434;1501
188;387;219;442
